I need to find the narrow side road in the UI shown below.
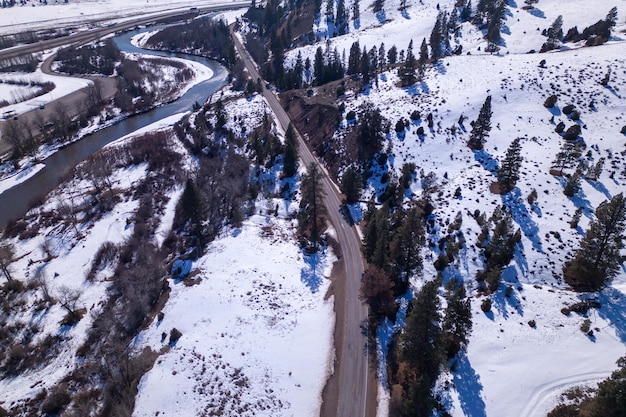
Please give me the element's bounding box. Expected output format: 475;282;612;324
231;26;376;417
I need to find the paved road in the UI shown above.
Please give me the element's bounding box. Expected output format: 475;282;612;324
231;27;372;417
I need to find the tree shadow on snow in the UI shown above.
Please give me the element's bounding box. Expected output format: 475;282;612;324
376;10;387;25
492;266;524;318
300;249;324;293
501;188;543;253
586;179;612;201
401;9;410;20
452;353;488;417
595;288;626;343
529;8;546;19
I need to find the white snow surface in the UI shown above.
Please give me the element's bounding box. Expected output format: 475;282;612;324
287;0;626;416
0;0;244;35
132;214;335;417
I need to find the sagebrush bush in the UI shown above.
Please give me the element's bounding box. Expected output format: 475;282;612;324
169;328;182;345
481;298;492;313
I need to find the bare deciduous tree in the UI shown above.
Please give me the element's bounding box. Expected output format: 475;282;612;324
0;242;15;282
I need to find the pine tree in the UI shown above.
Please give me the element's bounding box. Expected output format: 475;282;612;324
551;140;580;175
387;45;398;64
443;284;472;358
429;14;443;60
352;0;360;21
587;157;605;181
401;280;443;397
399;39;417;86
564;193;626;291
313;46;324;85
418;38;429;77
179;178;208;243
484;209;521;270
564;162;585;197
373;0;384;14
336;0;348;35
283;123;299;177
468;95;492;150
361;46;370;85
461;0;472;21
570;207;583;229
298;163;327;250
378;42;386;68
391;207;424;279
340;166;363;204
347;41;361;75
497;137;523;192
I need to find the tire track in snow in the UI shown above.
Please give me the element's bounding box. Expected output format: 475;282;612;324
520;371;610;417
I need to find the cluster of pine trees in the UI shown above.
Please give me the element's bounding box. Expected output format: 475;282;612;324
390;279;472;417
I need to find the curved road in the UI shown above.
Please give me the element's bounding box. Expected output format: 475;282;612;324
231;28;374;417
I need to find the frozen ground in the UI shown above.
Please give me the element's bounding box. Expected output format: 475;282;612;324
283;0;626;415
133;212;335;417
0;0;246;36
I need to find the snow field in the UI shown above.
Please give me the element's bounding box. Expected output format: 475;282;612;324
132;213;336;417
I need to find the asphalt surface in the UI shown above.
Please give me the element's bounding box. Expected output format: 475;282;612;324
232;27;372;417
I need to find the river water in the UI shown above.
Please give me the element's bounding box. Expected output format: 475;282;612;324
0;25;228;228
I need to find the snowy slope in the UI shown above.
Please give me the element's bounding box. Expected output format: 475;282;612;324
285;0;626;416
132;213;335;417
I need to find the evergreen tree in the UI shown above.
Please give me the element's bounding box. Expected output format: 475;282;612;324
399;39;417;86
587;157;605;181
484;209;521;270
461;0;473;22
298;163;328;250
313;46;324;85
283;123;299;177
551;140;580;175
387;45;398;65
179;178;208;243
564;193;626;291
443;284;473;358
564;162;584;197
361;46;371;85
542;15;563;51
352;0;360;21
486;0;506;44
373;0;384;14
497;137;523;192
401;280;443;407
468;95;492;150
336;0;349;35
429;14;443;60
347;41;361;75
418;37;429;77
340;166;363;204
391;207;424;279
378;42;386;69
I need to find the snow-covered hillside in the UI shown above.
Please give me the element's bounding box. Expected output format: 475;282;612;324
283;0;626;416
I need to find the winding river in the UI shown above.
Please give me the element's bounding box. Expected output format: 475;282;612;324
0;25;228;228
